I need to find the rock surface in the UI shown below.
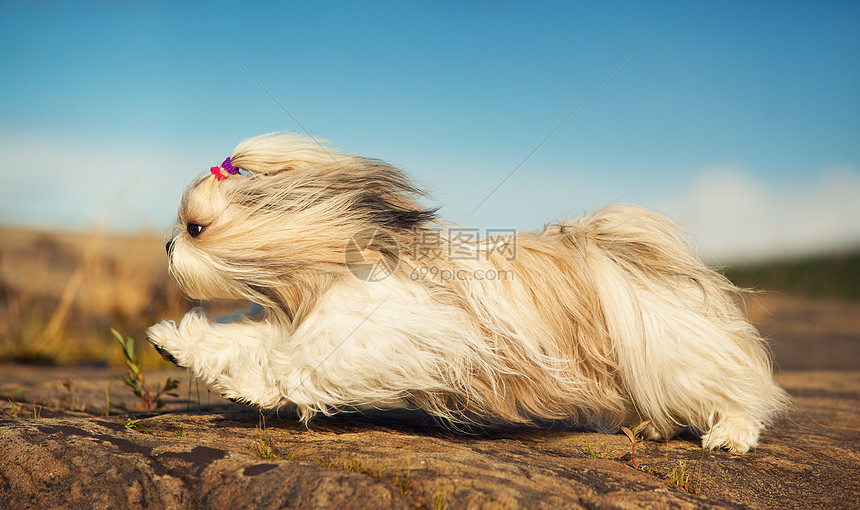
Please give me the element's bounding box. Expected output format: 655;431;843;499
1;297;858;509
1;366;857;509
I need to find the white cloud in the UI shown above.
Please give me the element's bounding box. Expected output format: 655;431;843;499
653;166;860;263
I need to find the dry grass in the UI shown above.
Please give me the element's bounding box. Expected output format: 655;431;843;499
0;226;188;366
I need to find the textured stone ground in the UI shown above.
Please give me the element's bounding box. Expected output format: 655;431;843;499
1;297;858;509
1;366;857;509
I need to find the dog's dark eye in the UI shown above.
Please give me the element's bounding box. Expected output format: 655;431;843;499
187;223;204;238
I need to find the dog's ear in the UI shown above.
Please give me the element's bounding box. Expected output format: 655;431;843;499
343;161;438;231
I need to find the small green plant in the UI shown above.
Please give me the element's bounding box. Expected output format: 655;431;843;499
668;460;693;491
391;455;412;496
317;453;412;496
257;435;281;460
8;398;18;420
344;456;384;477
32;400;41;419
112;329;179;412
318;454;384;478
620;419;651;467
435;483;446;510
662;438;707;495
694;428;713;494
584;436;601;459
124;418;154;434
173;424;187;437
254;408;290;460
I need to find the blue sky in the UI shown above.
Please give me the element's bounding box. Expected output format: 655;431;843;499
1;1;859;261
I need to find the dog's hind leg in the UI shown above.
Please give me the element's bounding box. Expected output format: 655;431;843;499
577;205;788;452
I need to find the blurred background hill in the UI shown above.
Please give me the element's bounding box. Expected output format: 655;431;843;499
724;249;860;302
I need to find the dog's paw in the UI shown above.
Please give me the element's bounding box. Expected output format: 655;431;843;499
146;321;183;367
702;417;761;453
151;341;180;366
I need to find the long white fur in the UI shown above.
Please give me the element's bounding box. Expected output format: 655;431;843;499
147;132;789;453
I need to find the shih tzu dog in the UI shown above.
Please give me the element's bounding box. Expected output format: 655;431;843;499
147;132;788;453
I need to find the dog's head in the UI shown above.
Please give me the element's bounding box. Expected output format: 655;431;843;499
165;132;436;316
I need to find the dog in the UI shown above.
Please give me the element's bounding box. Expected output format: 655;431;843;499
147;132;788;452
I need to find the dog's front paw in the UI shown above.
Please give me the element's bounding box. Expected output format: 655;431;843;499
146;321;183;367
147;309;212;369
151;341;180;366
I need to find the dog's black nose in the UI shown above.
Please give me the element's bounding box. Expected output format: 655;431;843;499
165;240;174;255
